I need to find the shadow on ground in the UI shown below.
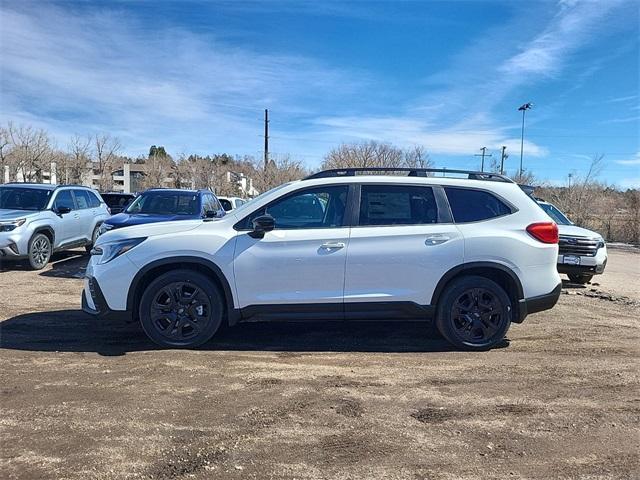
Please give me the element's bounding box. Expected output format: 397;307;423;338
0;309;495;356
0;250;88;278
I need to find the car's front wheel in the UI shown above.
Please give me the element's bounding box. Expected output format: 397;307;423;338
436;275;512;350
567;273;593;284
139;270;224;348
27;233;52;270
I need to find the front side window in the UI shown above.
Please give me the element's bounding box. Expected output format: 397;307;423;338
126;192;199;215
240;185;348;230
0;187;52;211
202;194;219;214
358;185;438;226
445;187;512;223
54;190;75;211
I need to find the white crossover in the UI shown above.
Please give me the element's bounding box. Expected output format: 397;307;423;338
83;168;562;350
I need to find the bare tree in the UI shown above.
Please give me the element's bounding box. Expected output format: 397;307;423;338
93;133;122;191
323;141;405;170
141;148;176;190
58;134;93;184
6;123;53;182
0;126;10;183
254;154;308;192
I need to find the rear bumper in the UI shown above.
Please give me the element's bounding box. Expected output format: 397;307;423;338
517;282;562;322
82;276;132;322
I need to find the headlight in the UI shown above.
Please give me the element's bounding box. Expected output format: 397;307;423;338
0;218;26;232
99;223;114;235
91;237;146;264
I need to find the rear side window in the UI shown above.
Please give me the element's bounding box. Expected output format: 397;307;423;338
444;187;512;223
87;191;102;208
73;189;98;209
359;185;438;226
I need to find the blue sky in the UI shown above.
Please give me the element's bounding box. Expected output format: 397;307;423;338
1;0;638;187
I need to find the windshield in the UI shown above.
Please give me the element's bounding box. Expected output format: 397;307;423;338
125;191;200;216
231;182;293;217
538;202;573;225
0;187;52;211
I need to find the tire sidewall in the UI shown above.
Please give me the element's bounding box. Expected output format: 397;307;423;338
436;275;512;350
28;233;52;270
568;274;592;284
85;225;100;253
139;270;223;348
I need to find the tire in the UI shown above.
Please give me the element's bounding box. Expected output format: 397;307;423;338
85;225;100;253
436;275;512;350
139;270;224;348
568;273;592;285
27;233;52;270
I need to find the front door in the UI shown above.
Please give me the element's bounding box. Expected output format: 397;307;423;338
233;185;350;316
51;189;79;245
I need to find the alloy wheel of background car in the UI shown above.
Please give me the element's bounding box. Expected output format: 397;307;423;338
139;270;223;348
28;233;52;270
86;226;100;253
436;275;512;350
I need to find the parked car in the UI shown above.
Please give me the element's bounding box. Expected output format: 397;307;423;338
100;192;136;214
98;188;225;235
536;199;607;284
0;183;110;269
217;196;247;211
83;168;562;350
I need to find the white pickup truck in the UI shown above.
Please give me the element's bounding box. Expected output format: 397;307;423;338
536;199;607;284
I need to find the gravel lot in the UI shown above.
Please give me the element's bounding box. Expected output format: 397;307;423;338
1;248;639;479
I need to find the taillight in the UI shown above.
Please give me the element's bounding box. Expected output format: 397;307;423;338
526;222;559;244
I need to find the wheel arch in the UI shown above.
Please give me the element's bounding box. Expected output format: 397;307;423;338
127;256;237;325
431;262;524;322
32;226;55;246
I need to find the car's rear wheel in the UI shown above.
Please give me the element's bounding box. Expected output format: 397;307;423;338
139;270;223;348
85;225;100;253
567;273;592;284
27;233;52;270
436;275;512;350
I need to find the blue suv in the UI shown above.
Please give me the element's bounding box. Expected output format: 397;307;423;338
99;188;225;234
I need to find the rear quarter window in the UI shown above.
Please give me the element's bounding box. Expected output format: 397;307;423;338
444;187;512;223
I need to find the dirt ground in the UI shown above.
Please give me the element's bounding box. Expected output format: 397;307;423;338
1;248;639;480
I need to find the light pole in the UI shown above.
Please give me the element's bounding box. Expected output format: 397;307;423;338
518;102;533;178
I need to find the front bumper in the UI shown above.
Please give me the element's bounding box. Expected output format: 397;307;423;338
0;230;29;258
557;245;607;275
82;276;132;322
517;282;562;322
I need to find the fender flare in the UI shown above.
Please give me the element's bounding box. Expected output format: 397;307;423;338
126;256;236;321
430;261;524;305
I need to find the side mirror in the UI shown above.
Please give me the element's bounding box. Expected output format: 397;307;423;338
55;206;72;215
205;210;217;219
249;214;275;239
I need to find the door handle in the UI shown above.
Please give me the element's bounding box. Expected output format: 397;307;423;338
321;241;345;250
425;234;451;246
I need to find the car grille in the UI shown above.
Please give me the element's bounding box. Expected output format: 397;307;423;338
558;235;600;257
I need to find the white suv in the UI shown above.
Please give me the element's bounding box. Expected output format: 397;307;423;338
82;168;562;350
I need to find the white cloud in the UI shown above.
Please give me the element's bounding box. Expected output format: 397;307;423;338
615;152;640;166
0;3;367;157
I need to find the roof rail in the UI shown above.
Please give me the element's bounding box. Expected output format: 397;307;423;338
304;167;514;183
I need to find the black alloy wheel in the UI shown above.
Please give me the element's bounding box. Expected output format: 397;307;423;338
139;270;223;348
436;275;512;350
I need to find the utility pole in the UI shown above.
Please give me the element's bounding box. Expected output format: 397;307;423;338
474;147;492;172
500;146;507;174
263;109;269;172
518;102;533;177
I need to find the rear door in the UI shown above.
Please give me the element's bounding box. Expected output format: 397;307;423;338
343;183;464;312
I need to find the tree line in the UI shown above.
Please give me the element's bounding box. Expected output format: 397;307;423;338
1;122;637;243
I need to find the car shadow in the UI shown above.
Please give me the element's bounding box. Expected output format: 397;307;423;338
561;279;588;290
0;309;507;356
0;250;88;277
39;251;88;279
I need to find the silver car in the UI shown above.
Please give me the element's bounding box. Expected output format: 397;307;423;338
0;183;110;269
